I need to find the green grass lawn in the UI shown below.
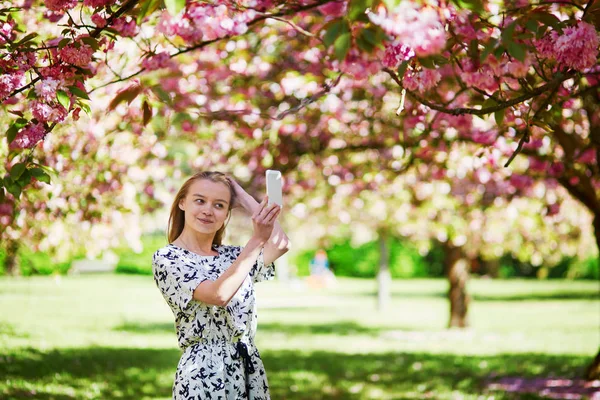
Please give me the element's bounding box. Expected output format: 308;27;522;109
0;275;598;399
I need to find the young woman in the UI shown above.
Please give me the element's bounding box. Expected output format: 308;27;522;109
152;171;290;399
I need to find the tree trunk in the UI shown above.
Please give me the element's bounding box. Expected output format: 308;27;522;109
483;259;500;278
444;244;470;328
3;238;20;276
377;231;391;311
584;215;600;380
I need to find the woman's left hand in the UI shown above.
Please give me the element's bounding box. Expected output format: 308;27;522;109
227;177;251;210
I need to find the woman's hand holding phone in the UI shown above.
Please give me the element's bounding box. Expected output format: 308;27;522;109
251;197;281;244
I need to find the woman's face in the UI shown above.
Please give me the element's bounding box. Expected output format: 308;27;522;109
179;179;231;236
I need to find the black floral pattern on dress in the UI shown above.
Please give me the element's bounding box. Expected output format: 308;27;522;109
153;243;275;400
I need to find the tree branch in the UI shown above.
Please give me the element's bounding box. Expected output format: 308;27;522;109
384;67;575;116
90;0;333;93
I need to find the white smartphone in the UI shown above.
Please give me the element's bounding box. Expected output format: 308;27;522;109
265;170;283;207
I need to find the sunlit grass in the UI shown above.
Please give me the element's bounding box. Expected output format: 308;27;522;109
0;275;598;399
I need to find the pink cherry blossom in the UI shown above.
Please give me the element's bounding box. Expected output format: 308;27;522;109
83;0;116;7
368;2;447;57
91;13;107;28
510;173;534;190
0;203;12;216
0;22;15;44
547;202;561;216
319;1;347;17
9;123;47;150
113;17;138;37
339;49;381;80
34;78;60;101
382;43;415;68
505;58;531;78
59;43;94;67
458;59;499;92
470;130;497;145
31;101;68;123
44;10;65;22
0;73;25;100
403;68;441;93
576;148;596;164
141;52;173;71
528;157;549;172
549;162;565;177
44;0;77;12
536;21;600;71
158;4;251;44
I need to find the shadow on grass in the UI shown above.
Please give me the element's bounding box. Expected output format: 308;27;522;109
259;321;383;336
356;291;599;302
0;346;593;399
113;321;175;334
0;324;29;339
113;321;384;336
0;347;179;400
472;292;600;301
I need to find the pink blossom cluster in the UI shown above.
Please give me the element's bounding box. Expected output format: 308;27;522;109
452;11;487;42
223;0;276;12
91;13;107;28
339;49;381;80
504;59;530;78
546;202;561;216
158;3;251;44
319;1;347;17
1;51;38;72
44;0;77;12
549;162;565;177
382;43;415;68
457;59;498;92
10;123;46;150
0;202;12;217
32;101;67;123
403;68;441;93
141;52;173;71
368;2;447;57
113;17;138;37
0;21;15;44
83;0;115;7
59;43;94;67
510;173;534;190
576;148;596;164
528;157;549;172
469;130;497;145
34;78;61;101
0;72;25;100
536;21;600;71
44;10;66;22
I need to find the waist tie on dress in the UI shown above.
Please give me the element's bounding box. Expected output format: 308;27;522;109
235;341;255;397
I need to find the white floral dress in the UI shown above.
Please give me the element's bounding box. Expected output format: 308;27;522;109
152;243;275;400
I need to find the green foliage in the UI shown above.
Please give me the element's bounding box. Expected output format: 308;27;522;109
164;0;185;16
291;238;597;280
13;248;71;276
291;238;444;278
114;234;167;275
493;254;599;280
565;256;600;280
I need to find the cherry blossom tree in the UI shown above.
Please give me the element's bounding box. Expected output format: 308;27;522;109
1;0;599;378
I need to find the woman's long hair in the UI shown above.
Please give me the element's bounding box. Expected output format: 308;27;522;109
167;171;236;246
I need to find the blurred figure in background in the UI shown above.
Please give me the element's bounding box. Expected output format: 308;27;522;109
308;249;336;288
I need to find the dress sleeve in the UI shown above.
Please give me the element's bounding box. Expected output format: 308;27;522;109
250;248;276;284
152;250;209;312
228;245;276;284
